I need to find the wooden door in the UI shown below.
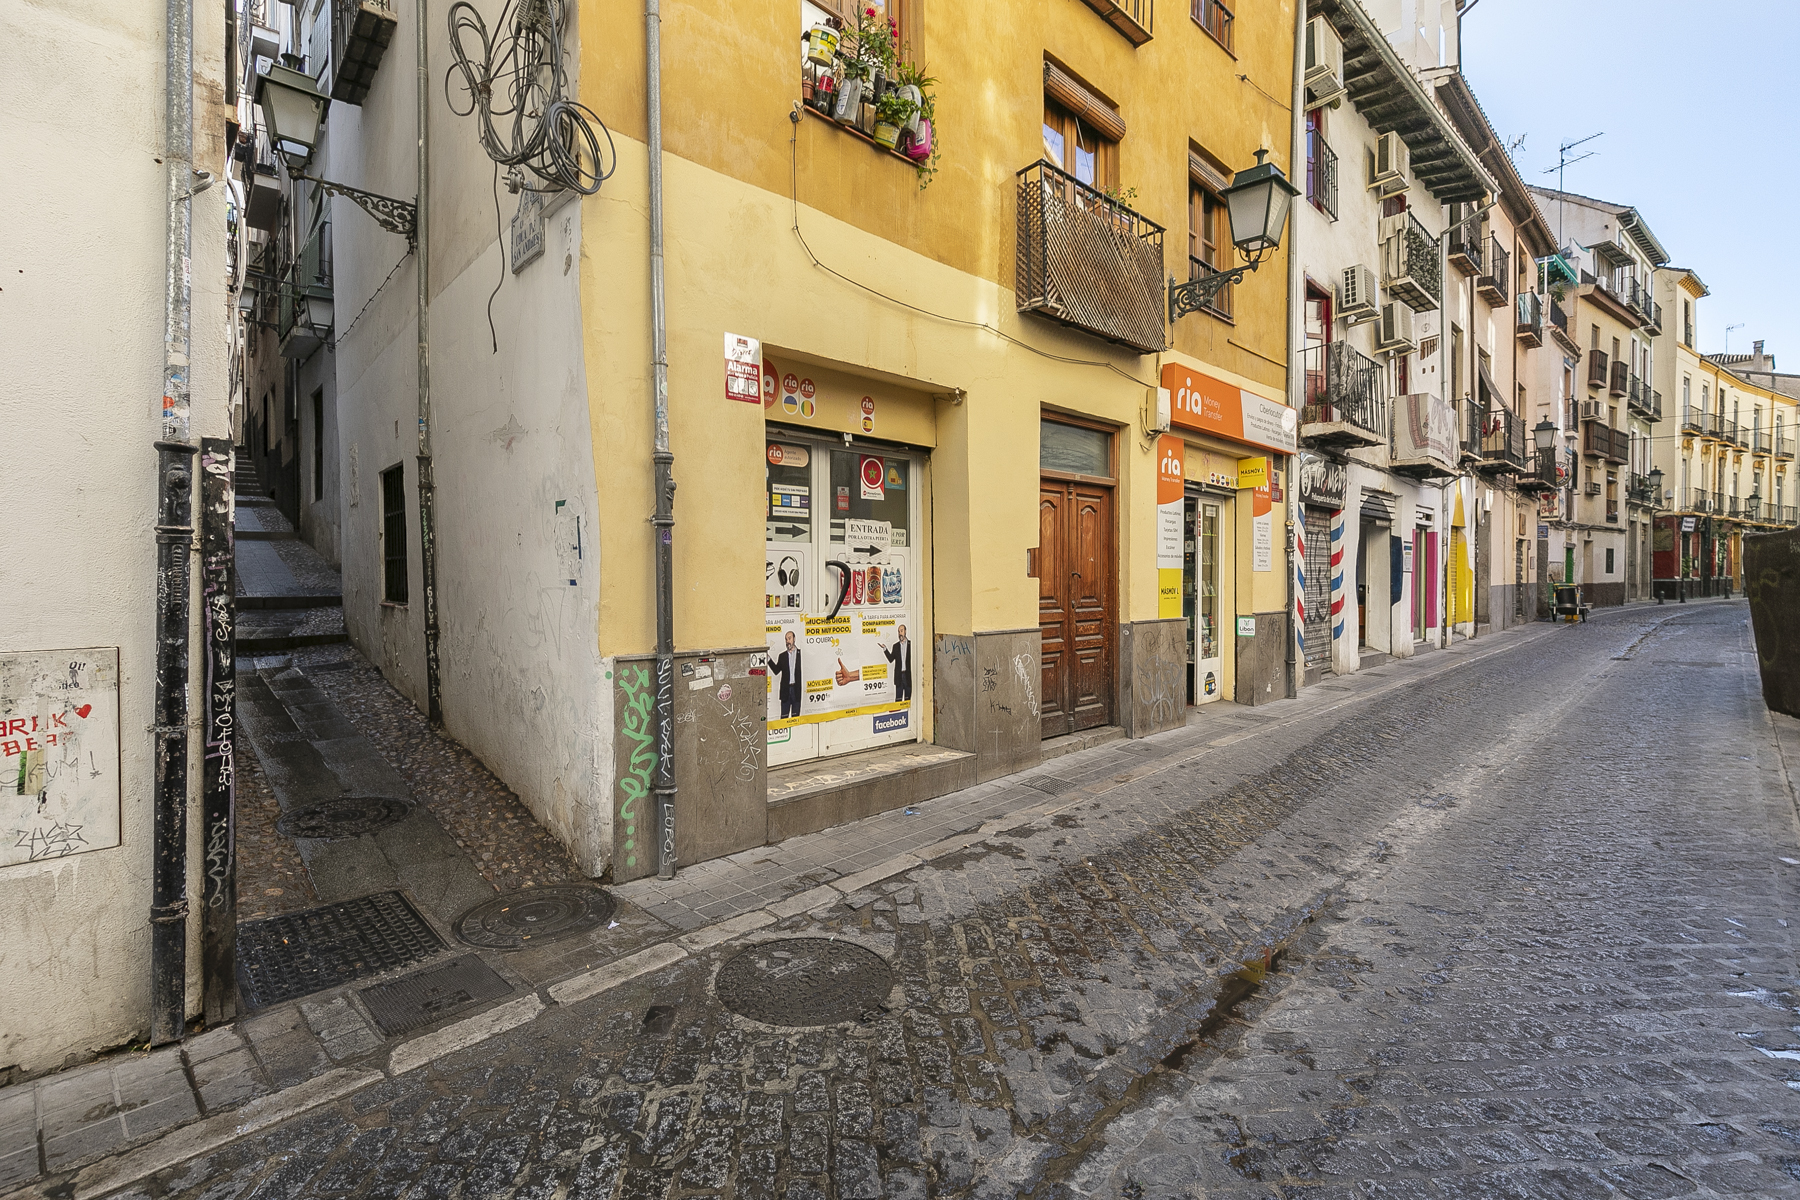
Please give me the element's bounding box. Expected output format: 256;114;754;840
1039;480;1115;737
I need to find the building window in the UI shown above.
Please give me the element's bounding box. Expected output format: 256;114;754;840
311;389;325;502
262;391;272;455
1187;179;1232;318
1192;0;1233;51
1042;96;1117;191
1605;547;1615;574
1304;109;1336;220
381;464;408;604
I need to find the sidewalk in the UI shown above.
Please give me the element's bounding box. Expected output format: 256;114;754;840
0;602;1693;1197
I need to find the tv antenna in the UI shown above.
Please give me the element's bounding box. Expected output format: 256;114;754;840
1506;132;1527;157
1542;132;1602;244
1726;323;1745;354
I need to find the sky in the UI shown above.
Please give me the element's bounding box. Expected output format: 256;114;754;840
1459;0;1800;364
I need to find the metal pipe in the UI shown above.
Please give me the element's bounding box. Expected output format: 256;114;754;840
647;0;677;880
417;0;443;727
1284;0;1304;699
199;439;238;1025
151;0;197;1047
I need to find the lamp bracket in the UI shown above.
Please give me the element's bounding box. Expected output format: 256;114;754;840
298;174;418;244
1168;257;1261;324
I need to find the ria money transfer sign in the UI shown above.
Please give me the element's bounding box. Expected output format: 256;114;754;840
2;648;120;866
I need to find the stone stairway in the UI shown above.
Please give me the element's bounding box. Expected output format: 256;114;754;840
232;447;347;658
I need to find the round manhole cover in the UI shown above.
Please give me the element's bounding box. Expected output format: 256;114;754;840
715;938;893;1027
452;886;617;949
275;796;414;840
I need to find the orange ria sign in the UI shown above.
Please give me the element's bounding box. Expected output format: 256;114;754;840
1161;362;1298;454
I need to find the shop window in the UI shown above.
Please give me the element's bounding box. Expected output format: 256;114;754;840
1605;547;1614;574
381;464;407;604
1040;419;1113;477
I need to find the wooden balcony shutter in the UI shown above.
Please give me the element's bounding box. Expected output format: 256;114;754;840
1044;62;1125;143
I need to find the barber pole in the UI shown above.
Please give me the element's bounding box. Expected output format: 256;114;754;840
1329;509;1347;644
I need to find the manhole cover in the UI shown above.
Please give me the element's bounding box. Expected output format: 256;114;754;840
236;890;445;1009
360;955;513;1037
276;795;415;840
715;938;893;1027
452;885;616;949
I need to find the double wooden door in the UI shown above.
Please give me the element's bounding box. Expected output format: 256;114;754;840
1039;480;1115;738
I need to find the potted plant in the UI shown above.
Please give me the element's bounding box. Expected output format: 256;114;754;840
893;59;938;185
873;87;913;148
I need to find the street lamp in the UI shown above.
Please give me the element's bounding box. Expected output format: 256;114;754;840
1533;417;1556;482
252;66;419;244
1648;466;1663;508
1169;149;1300;322
1748;488;1761;523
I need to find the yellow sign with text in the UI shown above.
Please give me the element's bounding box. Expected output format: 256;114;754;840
1236;456;1268;489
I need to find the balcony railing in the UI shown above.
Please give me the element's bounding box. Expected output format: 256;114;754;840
1469;404;1526;473
1626;473;1658;505
1307;136;1338;221
1550;297;1569;338
1382;213;1441;312
1744;498;1763;522
1301;342;1386;449
1016;160;1166;354
1727;420;1747;448
278;223;333;357
1391;392;1457;477
1606;502;1620;523
1681;488;1712;513
1587;349;1609;390
1754;431;1772;454
1648;388;1662;422
1518;446;1561;492
1727;496;1742;518
1581;421;1629;464
1475;236;1509;305
1608;360;1628;397
1778;436;1796;460
1681;407;1705;435
1080;0;1154;43
1192;0;1233;50
1516;292;1543;347
1448;220;1483;276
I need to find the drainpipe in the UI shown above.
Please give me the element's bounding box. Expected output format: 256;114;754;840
417;0;443;726
647;0;678;879
1285;0;1305;699
151;0;197;1047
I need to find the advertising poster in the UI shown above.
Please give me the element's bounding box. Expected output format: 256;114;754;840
766;612;912;728
725;333;761;404
1251;477;1273;572
1156;436;1184;619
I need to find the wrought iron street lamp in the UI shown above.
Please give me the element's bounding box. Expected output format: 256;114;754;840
254;66;418;244
1168;149;1300;323
1648;467;1663;509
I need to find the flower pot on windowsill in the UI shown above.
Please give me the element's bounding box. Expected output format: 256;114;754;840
873;121;901;148
858;101;877;135
904;118;932;161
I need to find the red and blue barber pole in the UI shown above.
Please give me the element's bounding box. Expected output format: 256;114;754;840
1294;499;1307;659
1329;509;1347;645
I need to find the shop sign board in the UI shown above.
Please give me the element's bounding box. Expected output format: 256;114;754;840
1298;453;1347;509
1235;616;1256;637
1681;517;1697;532
725;332;761;404
845;519;890;553
1156;436;1184;619
1160;363;1298;455
2;648;121;866
1236;456;1268;489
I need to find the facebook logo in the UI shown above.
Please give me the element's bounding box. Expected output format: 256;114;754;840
872;711;909;734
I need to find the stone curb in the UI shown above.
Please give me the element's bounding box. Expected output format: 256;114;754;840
3;605;1692;1200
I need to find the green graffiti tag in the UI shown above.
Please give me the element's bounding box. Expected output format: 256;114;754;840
617;664;656;870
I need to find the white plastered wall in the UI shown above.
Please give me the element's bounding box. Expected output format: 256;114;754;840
0;0;231;1073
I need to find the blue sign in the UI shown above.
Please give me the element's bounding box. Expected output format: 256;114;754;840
872;710;909;733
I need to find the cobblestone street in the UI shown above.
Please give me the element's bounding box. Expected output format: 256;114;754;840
61;602;1800;1198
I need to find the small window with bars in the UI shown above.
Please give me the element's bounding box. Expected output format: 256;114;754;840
381;463;408;604
1192;0;1233;51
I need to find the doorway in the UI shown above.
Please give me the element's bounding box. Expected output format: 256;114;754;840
1183;494;1227;704
1039;419;1116;739
1302;508;1331;672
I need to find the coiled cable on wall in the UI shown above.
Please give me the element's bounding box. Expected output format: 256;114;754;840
445;0;616;195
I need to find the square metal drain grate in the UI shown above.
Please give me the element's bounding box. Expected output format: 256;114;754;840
360;955;514;1038
236;890;445;1010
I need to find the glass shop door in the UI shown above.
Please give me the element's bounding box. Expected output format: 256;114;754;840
1183;493;1225;705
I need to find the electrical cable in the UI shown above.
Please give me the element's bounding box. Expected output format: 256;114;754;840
487;160;504;353
445;0;617;195
330;249;412;351
786;113;1158;391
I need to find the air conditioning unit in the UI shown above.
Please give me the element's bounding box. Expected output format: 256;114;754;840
1579;398;1606;423
1340;264;1380;324
1369;132;1409;196
1375;301;1415;354
1304;18;1346;107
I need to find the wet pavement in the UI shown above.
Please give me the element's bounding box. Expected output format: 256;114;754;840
30;601;1800;1199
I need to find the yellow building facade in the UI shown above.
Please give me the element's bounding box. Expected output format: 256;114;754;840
576;0;1298;879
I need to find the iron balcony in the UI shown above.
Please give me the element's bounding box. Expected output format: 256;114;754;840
1778;436;1796;460
1077;0;1154;43
1517;446;1560;492
1608;360;1628;398
1475;235;1508;306
1754;431;1773;455
1382;213;1441;312
1015;160;1166;354
1300;342;1387;449
1470;404;1526;473
1515;292;1543;347
1448;219;1482;276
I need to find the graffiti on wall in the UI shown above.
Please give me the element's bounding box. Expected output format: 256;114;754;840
616;663;656;873
2;649;121;866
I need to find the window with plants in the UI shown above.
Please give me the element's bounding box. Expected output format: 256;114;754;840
800;2;940;186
